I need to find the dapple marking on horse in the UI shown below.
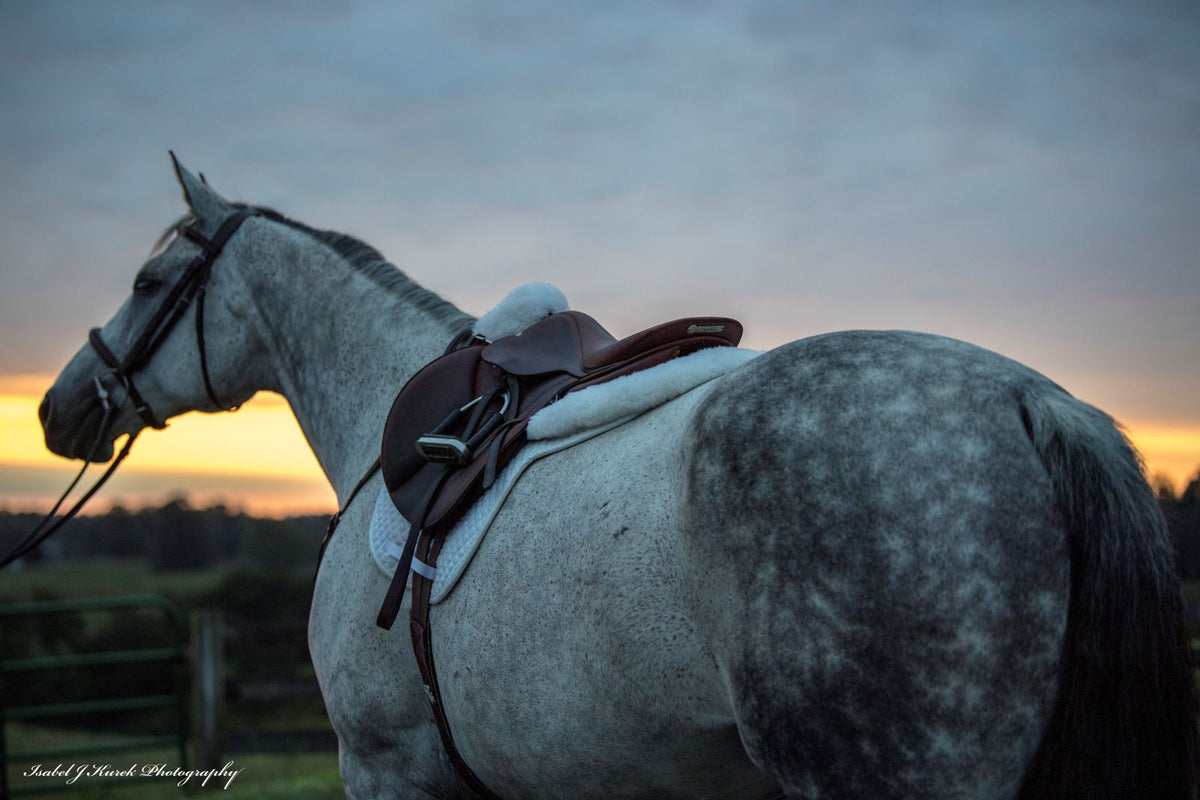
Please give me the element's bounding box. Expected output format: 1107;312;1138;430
37;158;1199;799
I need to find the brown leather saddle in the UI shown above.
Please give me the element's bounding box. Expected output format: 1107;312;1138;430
374;309;741;798
379;310;742;567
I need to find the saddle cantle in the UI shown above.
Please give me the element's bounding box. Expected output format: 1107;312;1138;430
375;308;741;800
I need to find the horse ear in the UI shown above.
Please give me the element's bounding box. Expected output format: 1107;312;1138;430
169;150;230;221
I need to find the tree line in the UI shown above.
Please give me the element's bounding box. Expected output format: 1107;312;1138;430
0;497;327;572
1157;475;1200;583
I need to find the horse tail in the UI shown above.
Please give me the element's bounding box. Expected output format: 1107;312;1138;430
1018;388;1200;800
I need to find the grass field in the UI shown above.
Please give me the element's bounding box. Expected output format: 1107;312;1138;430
0;559;238;604
5;691;343;799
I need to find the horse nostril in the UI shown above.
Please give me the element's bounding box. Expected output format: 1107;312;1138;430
39;392;54;428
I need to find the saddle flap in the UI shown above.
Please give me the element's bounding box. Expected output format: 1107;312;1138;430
381;346;501;515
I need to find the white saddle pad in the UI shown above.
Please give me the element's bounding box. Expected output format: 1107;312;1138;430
368;346;761;603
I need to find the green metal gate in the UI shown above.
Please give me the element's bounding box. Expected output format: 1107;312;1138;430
0;595;189;797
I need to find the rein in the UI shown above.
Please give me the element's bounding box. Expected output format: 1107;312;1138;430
0;208;258;568
0;382;138;568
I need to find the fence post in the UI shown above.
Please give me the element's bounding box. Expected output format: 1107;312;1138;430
190;610;225;771
1;672;9;799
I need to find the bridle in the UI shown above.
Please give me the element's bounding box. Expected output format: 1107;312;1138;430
0;207;259;567
90;207;258;428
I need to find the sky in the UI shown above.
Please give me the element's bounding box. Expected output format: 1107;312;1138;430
1;0;1198;516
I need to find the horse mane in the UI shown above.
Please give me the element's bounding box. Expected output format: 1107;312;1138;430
154;205;473;330
246;205;474;329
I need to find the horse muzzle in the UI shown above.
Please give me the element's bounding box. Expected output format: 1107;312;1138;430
38;391;54;430
40;384;117;463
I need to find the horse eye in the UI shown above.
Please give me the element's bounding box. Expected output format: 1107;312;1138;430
133;276;161;294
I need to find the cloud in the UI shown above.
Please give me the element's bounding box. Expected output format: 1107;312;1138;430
0;0;1197;429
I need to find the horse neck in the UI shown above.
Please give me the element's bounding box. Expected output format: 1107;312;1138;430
239;222;473;501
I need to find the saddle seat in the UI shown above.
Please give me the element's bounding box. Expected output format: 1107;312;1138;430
381;310;742;536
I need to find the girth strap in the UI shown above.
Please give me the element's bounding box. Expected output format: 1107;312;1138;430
375;375;510;799
410;534;503;800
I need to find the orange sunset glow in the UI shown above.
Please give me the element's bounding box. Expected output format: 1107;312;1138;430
0;375;333;517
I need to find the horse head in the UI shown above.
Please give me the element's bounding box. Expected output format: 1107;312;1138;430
40;154;270;462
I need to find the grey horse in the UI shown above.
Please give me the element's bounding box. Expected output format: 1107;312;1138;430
37;159;1199;799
